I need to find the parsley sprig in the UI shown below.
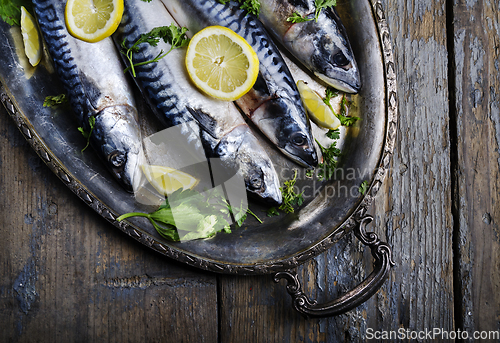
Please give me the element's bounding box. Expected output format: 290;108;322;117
267;170;304;216
43;94;68;108
315;128;341;180
287;0;337;23
217;0;261;16
314;0;337;21
0;0;32;26
305;88;356;181
323;87;359;127
78;116;96;153
286;12;311;24
121;24;190;77
117;188;261;242
359;180;369;195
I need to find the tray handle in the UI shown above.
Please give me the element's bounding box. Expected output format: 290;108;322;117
274;215;395;318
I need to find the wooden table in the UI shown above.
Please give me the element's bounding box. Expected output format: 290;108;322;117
1;0;499;341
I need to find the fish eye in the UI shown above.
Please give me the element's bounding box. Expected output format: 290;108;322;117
109;151;126;168
332;52;349;67
247;172;263;190
291;133;307;146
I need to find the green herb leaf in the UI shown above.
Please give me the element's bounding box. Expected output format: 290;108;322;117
78;116;96;153
239;0;260;16
264;170;306;217
316;135;341;181
338;115;359;127
338;95;359;126
217;0;260;16
359;180;369;195
322;87;359;127
314;0;337;21
121;24;190;77
117;188;260;241
286;11;312;23
326;128;340;140
43;94;68;108
0;0;32;26
266;207;280;217
324;87;339;102
278;170;304;214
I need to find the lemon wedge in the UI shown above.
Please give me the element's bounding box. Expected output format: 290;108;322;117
65;0;124;43
185;26;259;101
141;165;199;196
20;6;42;67
297;80;341;130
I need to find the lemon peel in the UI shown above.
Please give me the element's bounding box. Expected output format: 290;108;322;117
65;0;124;43
297;80;341;130
141;165;199;196
185;25;259;101
20;6;42;67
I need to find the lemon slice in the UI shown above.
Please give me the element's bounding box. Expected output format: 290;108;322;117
141;165;199;196
297;80;341;130
65;0;124;43
20;7;42;67
185;25;259;101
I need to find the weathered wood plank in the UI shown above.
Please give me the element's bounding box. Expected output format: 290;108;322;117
451;0;500;339
7;0;500;340
364;0;455;336
219;0;454;341
218;233;366;342
0;109;218;343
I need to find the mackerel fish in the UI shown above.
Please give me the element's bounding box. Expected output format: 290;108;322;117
114;0;282;205
257;0;361;93
161;0;318;168
32;0;144;193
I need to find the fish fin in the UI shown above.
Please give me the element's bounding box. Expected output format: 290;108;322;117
186;107;219;139
78;71;101;112
252;74;271;97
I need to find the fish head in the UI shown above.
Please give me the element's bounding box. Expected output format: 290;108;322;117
284;9;361;93
281;127;318;168
91;106;144;193
215;125;282;206
251;97;318;168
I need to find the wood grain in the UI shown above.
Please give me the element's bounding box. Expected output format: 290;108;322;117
0;110;218;342
219;0;455;340
451;0;500;339
1;0;499;341
365;0;456;335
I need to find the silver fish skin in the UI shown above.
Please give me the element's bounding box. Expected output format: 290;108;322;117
161;0;318;168
114;0;282;205
32;0;144;193
256;0;361;93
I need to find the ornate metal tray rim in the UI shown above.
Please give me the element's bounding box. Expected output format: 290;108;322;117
0;0;397;276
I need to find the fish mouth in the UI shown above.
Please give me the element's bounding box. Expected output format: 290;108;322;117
218;125;283;206
311;50;362;93
93;106;144;193
314;71;361;94
284;19;362;94
121;149;144;193
245;168;282;206
105;149;143;193
251;98;317;168
283;144;318;168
